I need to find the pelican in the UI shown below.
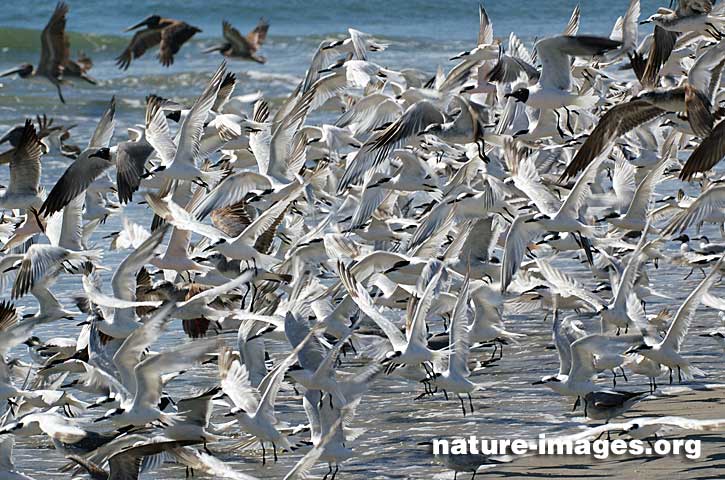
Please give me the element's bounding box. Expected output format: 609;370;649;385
204;19;270;63
116;15;202;69
0;2;95;103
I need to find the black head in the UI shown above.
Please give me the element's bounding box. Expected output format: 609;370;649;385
505;88;529;103
90;147;112;161
23;336;42;347
421;123;442;136
94;407;124;422
382;350;402;363
165;110;182;123
384;260;410;274
532;375;560;385
0;422;23;434
0;64;33;79
625;343;653;355
225;406;246;417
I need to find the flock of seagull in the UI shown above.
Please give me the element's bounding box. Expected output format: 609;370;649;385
2;0;725;479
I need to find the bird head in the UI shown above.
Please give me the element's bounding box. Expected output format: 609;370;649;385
225;406;246;417
532;375;561;385
94;407;124;422
421;123;442;136
0;422;23;434
625;343;653;355
90;147;112;161
639;13;663;25
165;110;182;123
204;238;227;252
23;336;42;348
0;64;33;79
125;15;161;31
504;88;529;103
527;213;551;223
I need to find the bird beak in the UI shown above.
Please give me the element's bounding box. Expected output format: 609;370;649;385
0;66;24;78
203;244;216;252
531;380;545;385
92;416;106;423
124;19;149;32
223;411;235;417
639;19;651;25
450;51;470;61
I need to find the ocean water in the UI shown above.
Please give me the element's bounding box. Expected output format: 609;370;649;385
0;0;667;136
1;1;725;479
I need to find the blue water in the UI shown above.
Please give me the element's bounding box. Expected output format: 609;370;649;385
0;0;665;119
2;0;666;41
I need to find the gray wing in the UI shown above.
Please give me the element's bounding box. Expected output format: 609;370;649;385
89;97;116;149
39;151;113;217
116;139;154;204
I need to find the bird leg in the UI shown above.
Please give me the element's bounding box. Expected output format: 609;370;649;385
468;393;474;412
572;396;580;412
323;463;332;480
260;441;266;465
55;83;66;104
272;441;278;462
331;464;339;480
457;394;466;416
563;106;575;134
443;389;449;401
553;109;567;139
677;365;682;383
611;369;617;388
669;367;673;385
620;367;628;382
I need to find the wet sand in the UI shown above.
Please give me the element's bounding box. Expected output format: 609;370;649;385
438;384;725;480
